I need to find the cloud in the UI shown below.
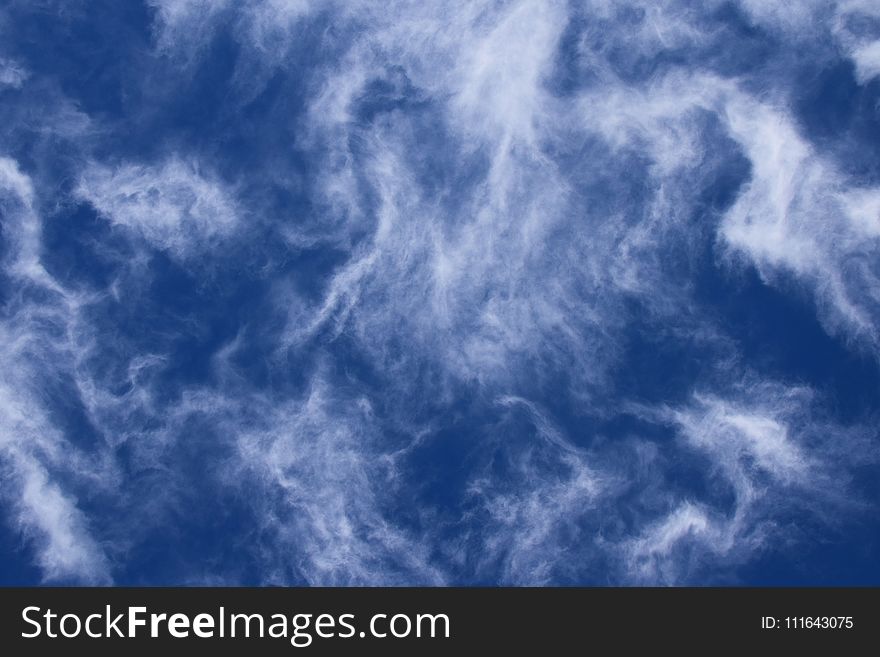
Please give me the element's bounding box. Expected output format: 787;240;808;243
240;0;311;55
622;378;872;583
0;57;27;89
719;93;880;348
0;158;114;584
76;157;241;258
0;415;113;585
147;0;232;60
230;376;445;585
624;502;734;584
832;1;880;84
465;396;602;584
670;385;813;488
281;0;641;397
0;158;40;277
579;70;880;350
147;0;313;72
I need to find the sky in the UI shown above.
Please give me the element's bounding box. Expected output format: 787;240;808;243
1;0;879;586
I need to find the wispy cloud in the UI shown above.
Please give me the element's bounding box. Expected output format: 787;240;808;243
0;57;27;89
622;378;873;583
0;158;114;584
231;375;445;585
76;157;241;259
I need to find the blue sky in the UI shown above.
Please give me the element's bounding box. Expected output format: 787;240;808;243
1;0;879;586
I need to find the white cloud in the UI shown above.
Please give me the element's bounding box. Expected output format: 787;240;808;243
0;157;49;285
1;429;112;585
147;0;232;59
625;502;735;584
76;157;240;258
242;0;311;54
465;396;602;584
620;377;870;583
850;40;880;83
832;1;880;84
231;377;444;585
0;159;115;583
671;387;812;485
0;57;28;89
719;93;880;345
448;0;566;146
737;0;827;34
578;71;880;349
280;1;643;394
148;0;314;69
